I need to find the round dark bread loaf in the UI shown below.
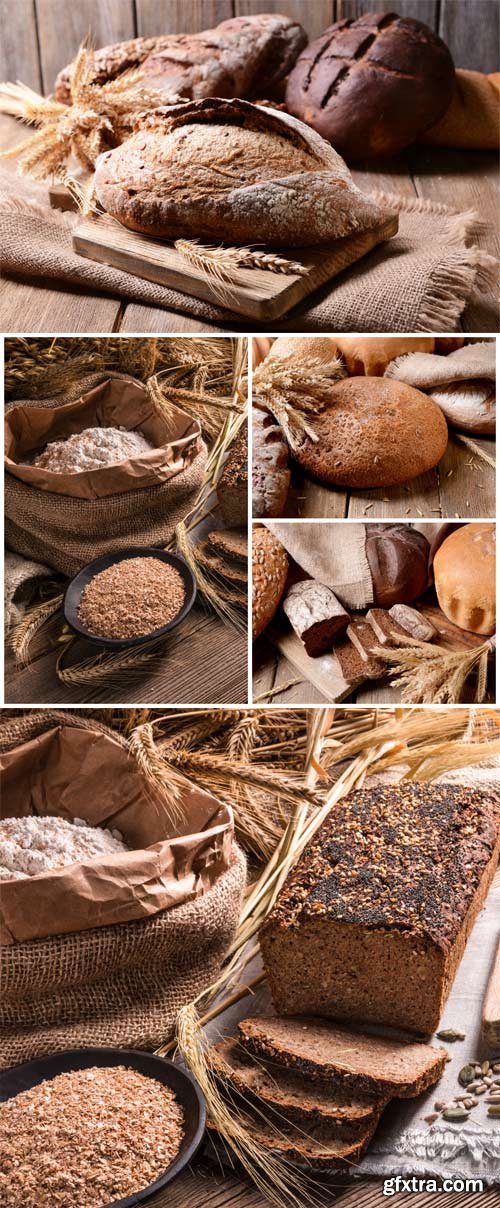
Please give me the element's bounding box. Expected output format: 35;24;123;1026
366;525;430;608
285;12;455;159
293;378;448;489
94;98;396;248
55;14;307;104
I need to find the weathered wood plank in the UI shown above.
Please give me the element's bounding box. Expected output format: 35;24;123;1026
235;0;334;41
35;0;136;95
336;2;438;28
120;305;229;334
251;635;278;702
347;470;442;520
136;1;233;37
440;0;500;72
0;0;42;91
438;433;496;520
0;278;121;335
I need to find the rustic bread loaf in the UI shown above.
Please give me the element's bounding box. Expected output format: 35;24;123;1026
293;379;448;489
252;407;290;518
268;336;339;366
217;428;247;528
333;337;434;377
94;98;396;247
55;14;307;104
208;1037;386;1141
283;580;349;656
365;525;430;608
433;523;496;635
195;540;247;588
252;526;289;640
239;1016;447;1098
387;605;437;642
259;781;500;1034
285;13;455;159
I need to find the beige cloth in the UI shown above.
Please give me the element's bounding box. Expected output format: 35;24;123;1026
4;550;53;632
265;521;373;610
385;340;495;389
0;165;497;333
0;711;246;1068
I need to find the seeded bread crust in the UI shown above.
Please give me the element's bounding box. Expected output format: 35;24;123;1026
238;1016;447;1099
293;378;448;489
252;526;288;640
259;782;500;1034
55;14;307;104
216;429;248;529
93;98;396;248
207;529;247;564
195;540;248;588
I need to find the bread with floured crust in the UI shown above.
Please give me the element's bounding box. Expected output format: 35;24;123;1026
252;406;290;518
94;98;397;248
55;14;307;104
293;377;448;488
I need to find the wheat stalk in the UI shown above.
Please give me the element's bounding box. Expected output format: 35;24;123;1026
175;238;309;283
455;433;496;468
252;356;346;451
374;634;496;704
10;592;64;666
127;722;188;822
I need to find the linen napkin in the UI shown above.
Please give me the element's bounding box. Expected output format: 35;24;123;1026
264;520;373;611
0;164;497;333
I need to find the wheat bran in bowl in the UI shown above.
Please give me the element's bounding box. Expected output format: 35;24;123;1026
0;1065;184;1208
77;556;187;640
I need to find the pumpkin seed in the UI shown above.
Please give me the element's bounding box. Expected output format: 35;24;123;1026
487;1105;500;1117
436;1029;465;1042
458;1064;476;1086
442;1107;470;1122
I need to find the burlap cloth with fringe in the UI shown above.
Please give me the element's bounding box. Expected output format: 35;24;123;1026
0;164;497;332
4;370;207;577
0;711;247;1069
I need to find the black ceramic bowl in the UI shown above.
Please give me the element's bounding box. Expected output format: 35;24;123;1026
63;547;197;649
0;1047;206;1207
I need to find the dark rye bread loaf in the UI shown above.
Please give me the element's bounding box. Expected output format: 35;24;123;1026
293;378;448;489
252;406;290;519
207;529;247;564
216;428;247;529
208;1037;387;1139
206;1114;370;1171
55;14;307;104
93;98;396;248
238;1016;446;1099
286;13;455;159
259;782;500;1035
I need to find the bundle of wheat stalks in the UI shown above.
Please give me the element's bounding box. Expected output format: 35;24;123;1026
116;704;500;1206
8;337;248;677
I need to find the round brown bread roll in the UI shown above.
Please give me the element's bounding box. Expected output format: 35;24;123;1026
433;523;496;635
94;98;395;248
294;378;448;489
332;337;435;377
285;13;455;160
365;525;430;608
252;526;289;640
269;337;339;366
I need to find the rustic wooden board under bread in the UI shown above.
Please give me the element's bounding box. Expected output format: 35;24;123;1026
71;214;399;321
482;937;500;1048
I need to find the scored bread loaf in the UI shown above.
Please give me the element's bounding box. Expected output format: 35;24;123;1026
94;98;396;247
293;378;448;489
365;525;430;608
238;1016;447;1099
283;580;349;656
259;781;500;1034
252;526;289;640
55;14;307;104
252;407;290;518
433;523;496;635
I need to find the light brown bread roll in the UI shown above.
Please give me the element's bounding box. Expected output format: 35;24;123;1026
294;379;448;489
252;527;289;640
332;337;435;377
94;99;396;248
433;523;496;635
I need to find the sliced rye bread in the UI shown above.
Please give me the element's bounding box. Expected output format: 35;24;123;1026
196;540;248;587
208;529;247;564
206;1115;369;1171
208;1037;387;1142
238;1016;446;1099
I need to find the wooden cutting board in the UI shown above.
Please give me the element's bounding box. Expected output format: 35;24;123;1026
71;214;398;321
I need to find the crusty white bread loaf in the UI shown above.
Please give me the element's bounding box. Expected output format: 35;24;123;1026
433;523;496;635
94;98;397;248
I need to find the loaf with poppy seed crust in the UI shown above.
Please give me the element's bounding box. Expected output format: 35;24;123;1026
259;781;500;1035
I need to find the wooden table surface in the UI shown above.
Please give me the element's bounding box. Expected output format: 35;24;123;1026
280;431;496;520
0;114;498;335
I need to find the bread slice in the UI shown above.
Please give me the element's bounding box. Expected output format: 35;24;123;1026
206;1115;369;1171
238;1016;447;1099
207;529;247;564
195;541;248;588
208;1037;387;1141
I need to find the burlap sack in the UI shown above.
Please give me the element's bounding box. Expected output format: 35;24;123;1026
4;372;208;576
0;711;246;1068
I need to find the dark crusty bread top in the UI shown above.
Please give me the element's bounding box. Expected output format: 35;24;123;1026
55;14;307;104
208;1037;384;1125
261;782;499;951
238;1015;446;1098
218;428;248;497
94;98;395;248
